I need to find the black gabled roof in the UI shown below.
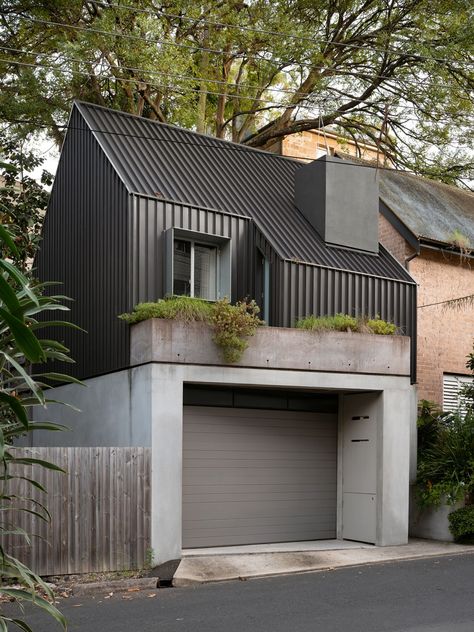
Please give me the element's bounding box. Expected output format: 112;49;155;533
74;101;413;282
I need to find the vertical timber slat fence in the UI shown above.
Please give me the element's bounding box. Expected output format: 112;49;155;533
3;448;151;576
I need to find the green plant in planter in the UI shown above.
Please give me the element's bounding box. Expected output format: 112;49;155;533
119;296;212;324
295;313;359;332
119;296;263;363
211;298;261;363
365;317;397;335
448;506;474;543
295;313;396;334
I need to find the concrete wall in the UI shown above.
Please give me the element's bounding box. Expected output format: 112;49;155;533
131;320;411;377
31;367;152;447
132;320;413;563
145;362;413;564
409;488;463;542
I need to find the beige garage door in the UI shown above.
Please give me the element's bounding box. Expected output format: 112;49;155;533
182;406;338;548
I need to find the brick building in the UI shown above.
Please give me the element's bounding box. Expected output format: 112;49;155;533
268;128;385;164
279;133;474;407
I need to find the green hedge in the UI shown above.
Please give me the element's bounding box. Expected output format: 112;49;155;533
448;506;474;543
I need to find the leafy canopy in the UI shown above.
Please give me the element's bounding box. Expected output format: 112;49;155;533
0;0;473;185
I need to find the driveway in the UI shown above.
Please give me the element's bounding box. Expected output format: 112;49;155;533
7;553;474;632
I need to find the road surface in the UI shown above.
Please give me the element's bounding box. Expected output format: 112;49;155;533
5;553;474;631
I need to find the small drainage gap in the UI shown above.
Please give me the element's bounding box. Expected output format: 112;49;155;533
157;579;174;588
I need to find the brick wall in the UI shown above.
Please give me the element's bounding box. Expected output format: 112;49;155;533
379;216;473;405
410;250;473;405
378;213;415;265
280;130;382;162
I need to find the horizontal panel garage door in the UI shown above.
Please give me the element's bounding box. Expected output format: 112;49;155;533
183;406;337;548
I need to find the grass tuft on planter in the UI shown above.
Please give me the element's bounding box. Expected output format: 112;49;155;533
448;506;474;543
295;313;396;335
119;296;212;324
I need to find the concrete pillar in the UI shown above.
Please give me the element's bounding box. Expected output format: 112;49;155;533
409;384;419;484
150;364;183;565
376;388;411;546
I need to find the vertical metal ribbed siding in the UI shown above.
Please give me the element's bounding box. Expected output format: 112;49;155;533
279;261;415;329
277;261;416;380
36;109;130;380
131;195;259;305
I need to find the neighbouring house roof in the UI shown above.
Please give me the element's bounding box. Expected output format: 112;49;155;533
74;101;412;281
380;170;474;248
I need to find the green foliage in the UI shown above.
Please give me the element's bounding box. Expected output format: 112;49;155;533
366;317;397;335
448;506;474;543
295;313;396;335
416;343;474;509
211;298;261;363
118;296;212;324
1;1;473;184
120;296;263;363
462;349;474;404
0;133;53;269
415;404;474;509
296;313;359;332
0;222;79;631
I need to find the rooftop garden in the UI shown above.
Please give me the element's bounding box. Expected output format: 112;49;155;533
120;297;398;363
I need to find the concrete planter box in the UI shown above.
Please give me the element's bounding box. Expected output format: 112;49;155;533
130;319;411;377
409;487;463;542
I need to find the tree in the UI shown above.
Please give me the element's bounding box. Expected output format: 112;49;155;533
0;0;473;185
0;133;52;270
0;222;79;631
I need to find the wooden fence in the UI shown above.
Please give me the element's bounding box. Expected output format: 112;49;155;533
3;447;151;576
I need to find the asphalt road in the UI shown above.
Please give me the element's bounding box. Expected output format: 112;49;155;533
5;553;474;632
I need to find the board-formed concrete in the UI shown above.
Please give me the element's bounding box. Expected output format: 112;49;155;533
130;320;410;376
148;361;413;565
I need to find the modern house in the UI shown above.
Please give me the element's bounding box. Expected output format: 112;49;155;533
32;102;417;571
279;134;474;411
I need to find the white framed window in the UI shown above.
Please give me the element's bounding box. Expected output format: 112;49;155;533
443;373;474;413
165;228;231;301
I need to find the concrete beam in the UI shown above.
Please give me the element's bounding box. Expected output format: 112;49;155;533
131;320;410;377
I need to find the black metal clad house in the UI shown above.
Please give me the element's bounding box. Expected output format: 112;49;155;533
37;101;417;381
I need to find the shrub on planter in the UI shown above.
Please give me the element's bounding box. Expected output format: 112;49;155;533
448;506;474;543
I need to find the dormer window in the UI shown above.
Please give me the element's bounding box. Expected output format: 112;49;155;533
173;238;218;301
165;228;231;301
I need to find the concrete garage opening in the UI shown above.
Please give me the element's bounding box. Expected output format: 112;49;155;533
133;321;413;566
182;386;338;549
